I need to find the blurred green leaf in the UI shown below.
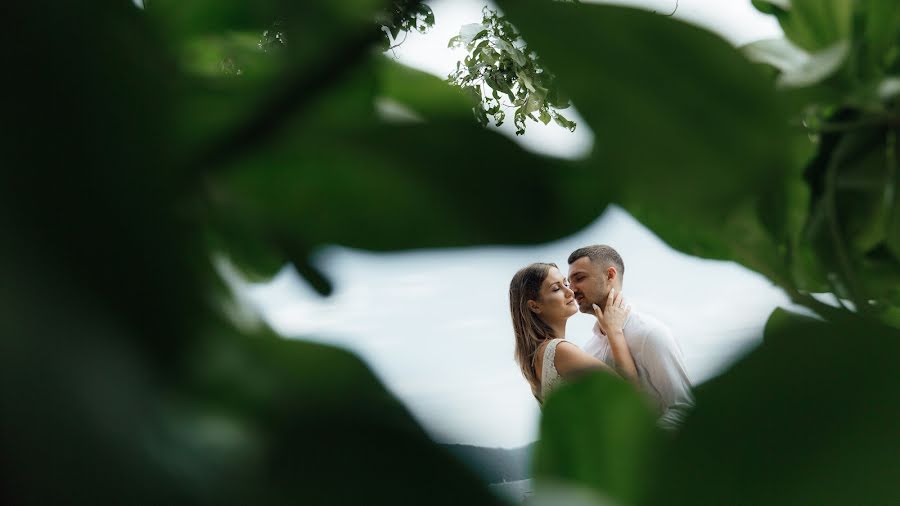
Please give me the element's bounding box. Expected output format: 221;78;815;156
753;0;853;52
7;0;900;503
752;0;791;13
647;308;900;505
378;1;435;50
0;2;506;504
378;58;474;121
201;58;618;286
536;373;659;505
179;328;503;505
0;238;499;504
208;97;591;256
498;1;797;283
833;132;892;253
860;0;900;74
147;0;283;38
2;0;206;362
180;32;278;77
743;38;850;88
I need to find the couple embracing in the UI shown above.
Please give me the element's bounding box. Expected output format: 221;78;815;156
510;245;694;429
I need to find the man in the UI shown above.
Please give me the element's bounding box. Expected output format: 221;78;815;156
568;245;694;428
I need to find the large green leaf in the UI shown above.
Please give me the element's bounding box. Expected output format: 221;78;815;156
497;1;797;283
156;0;390;160
148;0;387;49
204;57;616;285
1;0;204;362
742;37;850;88
0;2;504;504
163;0;399;174
859;0;900;74
0;238;501;504
753;0;853;52
209;118;592;252
179;326;503;505
147;0;283;38
8;0;899;503
535;373;659;505
646;308;900;505
377;58;474;121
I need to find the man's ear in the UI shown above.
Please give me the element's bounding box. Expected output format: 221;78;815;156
607;266;617;282
527;300;542;314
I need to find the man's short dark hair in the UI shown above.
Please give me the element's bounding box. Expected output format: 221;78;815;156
568;245;625;281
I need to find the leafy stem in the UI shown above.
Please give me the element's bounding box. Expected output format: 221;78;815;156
884;128;897;233
447;6;575;135
823;138;871;315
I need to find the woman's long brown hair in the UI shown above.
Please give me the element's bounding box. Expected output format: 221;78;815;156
509;263;558;399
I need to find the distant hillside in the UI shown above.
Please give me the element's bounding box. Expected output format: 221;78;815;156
439;442;534;484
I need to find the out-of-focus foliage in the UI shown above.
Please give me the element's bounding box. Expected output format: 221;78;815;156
258;20;286;53
3;0;899;504
495;0;900;503
0;0;499;504
448;7;575;135
378;0;435;50
250;0;436;62
742;0;900;325
499;0;798;288
180;0;434;79
535;374;660;506
646;308;900;505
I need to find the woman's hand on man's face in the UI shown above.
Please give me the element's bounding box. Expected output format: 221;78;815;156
592;287;630;335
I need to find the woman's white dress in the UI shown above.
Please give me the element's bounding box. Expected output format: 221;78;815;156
539;338;566;403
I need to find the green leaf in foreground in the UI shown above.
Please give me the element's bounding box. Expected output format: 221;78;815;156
647;308;900;505
205;57;606;277
0;2;504;504
536;373;659;506
752;0;853;52
498;0;798;283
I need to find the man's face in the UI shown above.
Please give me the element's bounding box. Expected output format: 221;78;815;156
568;256;611;314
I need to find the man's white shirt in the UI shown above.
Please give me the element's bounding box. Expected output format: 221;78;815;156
583;309;694;428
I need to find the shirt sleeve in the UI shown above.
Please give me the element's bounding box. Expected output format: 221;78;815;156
638;325;694;429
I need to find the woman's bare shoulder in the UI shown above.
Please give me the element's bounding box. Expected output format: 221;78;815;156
554;340;608;376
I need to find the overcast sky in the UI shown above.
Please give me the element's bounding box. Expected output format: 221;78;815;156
238;0;788;448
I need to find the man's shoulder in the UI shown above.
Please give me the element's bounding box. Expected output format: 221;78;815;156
581;333;605;357
624;309;671;336
624;310;677;349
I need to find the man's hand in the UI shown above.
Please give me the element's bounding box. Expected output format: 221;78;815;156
592;287;630;336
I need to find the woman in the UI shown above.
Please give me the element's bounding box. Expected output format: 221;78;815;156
509;262;638;404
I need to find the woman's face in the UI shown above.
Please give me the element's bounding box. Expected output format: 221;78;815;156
531;267;578;323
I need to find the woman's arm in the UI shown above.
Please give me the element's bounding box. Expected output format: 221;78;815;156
593;288;640;387
553;341;618;380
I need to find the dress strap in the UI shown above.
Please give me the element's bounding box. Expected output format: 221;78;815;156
543;338;563;373
540;339;566;402
542;339;564;379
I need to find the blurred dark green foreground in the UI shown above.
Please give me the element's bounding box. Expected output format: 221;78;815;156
1;1;898;504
